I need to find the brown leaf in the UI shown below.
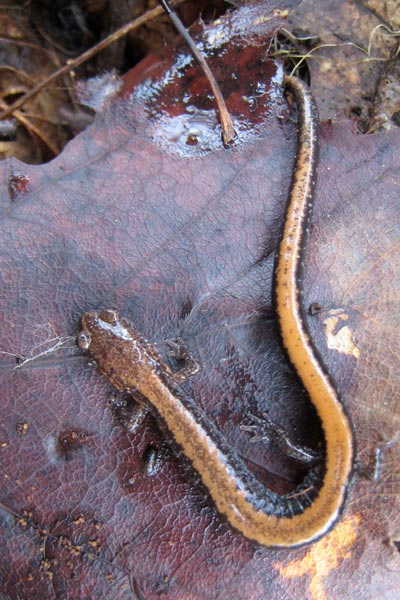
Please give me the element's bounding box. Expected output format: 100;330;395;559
0;7;79;163
1;2;399;599
289;0;400;128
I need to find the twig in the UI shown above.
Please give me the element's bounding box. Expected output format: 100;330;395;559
0;98;59;156
0;0;186;121
159;0;236;146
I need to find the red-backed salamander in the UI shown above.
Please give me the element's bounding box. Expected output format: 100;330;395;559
77;75;355;548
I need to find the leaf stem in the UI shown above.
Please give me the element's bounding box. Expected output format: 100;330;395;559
159;0;236;146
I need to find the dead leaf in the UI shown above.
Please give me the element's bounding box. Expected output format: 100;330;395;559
0;1;399;599
0;7;78;163
289;0;400;128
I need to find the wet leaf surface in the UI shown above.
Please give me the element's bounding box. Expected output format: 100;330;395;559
1;1;399;599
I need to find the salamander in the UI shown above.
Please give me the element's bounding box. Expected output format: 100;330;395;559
77;75;355;548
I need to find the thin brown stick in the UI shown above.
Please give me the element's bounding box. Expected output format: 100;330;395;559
0;0;186;121
0;99;59;156
159;0;236;146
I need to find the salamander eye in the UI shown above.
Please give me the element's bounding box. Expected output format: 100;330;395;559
77;330;91;350
99;309;119;325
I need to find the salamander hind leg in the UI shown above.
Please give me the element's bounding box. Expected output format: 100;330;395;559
241;412;321;465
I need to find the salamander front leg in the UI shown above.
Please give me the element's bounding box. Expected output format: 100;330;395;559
166;337;201;385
